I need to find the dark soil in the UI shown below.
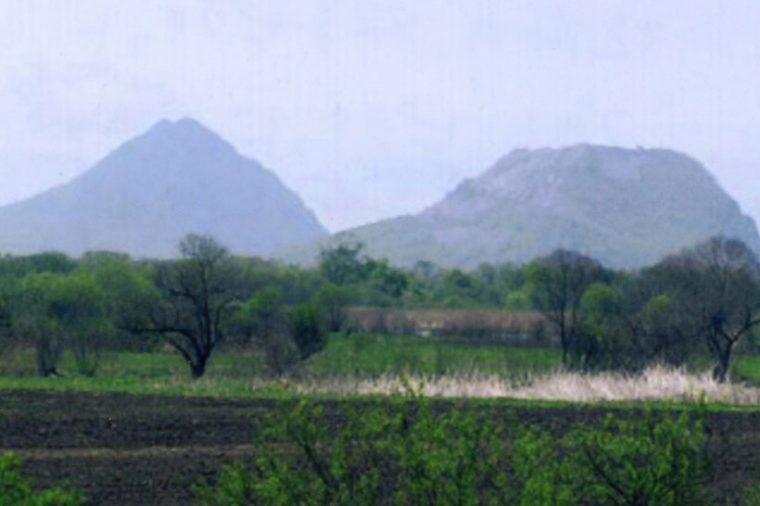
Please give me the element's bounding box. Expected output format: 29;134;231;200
1;390;759;505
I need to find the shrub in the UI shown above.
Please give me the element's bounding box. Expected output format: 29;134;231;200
197;402;710;506
287;302;328;361
741;480;760;506
513;411;709;506
194;396;510;505
0;451;83;506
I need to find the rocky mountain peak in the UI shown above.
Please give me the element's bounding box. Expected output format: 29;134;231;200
290;144;760;269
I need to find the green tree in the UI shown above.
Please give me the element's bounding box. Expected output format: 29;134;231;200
24;252;76;275
49;272;111;376
528;250;608;368
12;271;112;376
314;283;351;332
318;241;366;286
12;273;64;377
366;259;408;302
576;282;624;370
236;286;295;376
237;286;286;341
80;252;159;351
287;301;327;361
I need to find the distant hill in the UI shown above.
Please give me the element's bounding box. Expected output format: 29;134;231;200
0;118;328;258
283;144;760;269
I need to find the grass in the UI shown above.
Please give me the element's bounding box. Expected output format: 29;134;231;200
306;333;561;377
0;347;269;398
1;334;760;410
732;355;760;385
0;334;561;398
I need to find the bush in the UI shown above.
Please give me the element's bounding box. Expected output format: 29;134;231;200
194;396;510;505
287;302;328;361
0;451;83;506
514;411;709;506
196;402;710;506
742;481;760;506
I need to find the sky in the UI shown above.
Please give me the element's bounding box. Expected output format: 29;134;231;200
0;0;759;232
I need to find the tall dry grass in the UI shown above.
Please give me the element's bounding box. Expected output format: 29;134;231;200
264;366;760;405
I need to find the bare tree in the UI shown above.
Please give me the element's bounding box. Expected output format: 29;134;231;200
147;234;242;378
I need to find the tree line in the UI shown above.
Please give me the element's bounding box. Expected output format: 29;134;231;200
0;234;759;382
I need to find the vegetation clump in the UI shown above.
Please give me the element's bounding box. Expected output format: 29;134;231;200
195;398;710;506
0;452;82;506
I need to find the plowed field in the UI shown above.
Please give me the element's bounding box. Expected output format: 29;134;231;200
2;390;759;505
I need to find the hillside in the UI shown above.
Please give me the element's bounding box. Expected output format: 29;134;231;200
285;145;760;269
0;118;328;257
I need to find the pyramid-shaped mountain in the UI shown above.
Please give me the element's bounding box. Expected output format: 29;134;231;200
289;144;760;269
0;118;328;257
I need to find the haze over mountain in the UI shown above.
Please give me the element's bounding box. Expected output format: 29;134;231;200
0;118;328;258
285;145;760;269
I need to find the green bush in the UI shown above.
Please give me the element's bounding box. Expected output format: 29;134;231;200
0;452;83;506
287;302;328;360
742;481;760;506
196;403;709;506
514;411;709;506
194;396;510;505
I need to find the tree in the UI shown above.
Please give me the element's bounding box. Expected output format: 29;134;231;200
576;282;624;371
12;271;112;376
235;285;295;376
314;283;351;332
81;252;159;351
366;259;409;302
24;252;76;275
236;286;286;342
646;237;760;382
49;272;111;376
288;301;328;361
632;273;700;369
12;273;64;377
11;271;112;377
528;250;608;368
318;241;366;286
147;234;242;378
0;278;15;351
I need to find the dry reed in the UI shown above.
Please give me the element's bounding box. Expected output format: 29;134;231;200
260;366;760;405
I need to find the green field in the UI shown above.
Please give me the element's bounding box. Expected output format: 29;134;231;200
0;334;561;398
3;333;760;403
306;333;561;377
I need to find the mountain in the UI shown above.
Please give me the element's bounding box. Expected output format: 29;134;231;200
285;144;760;269
0;118;328;258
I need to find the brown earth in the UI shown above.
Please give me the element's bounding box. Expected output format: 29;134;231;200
1;390;759;505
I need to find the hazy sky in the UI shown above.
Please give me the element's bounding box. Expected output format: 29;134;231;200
1;0;759;231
